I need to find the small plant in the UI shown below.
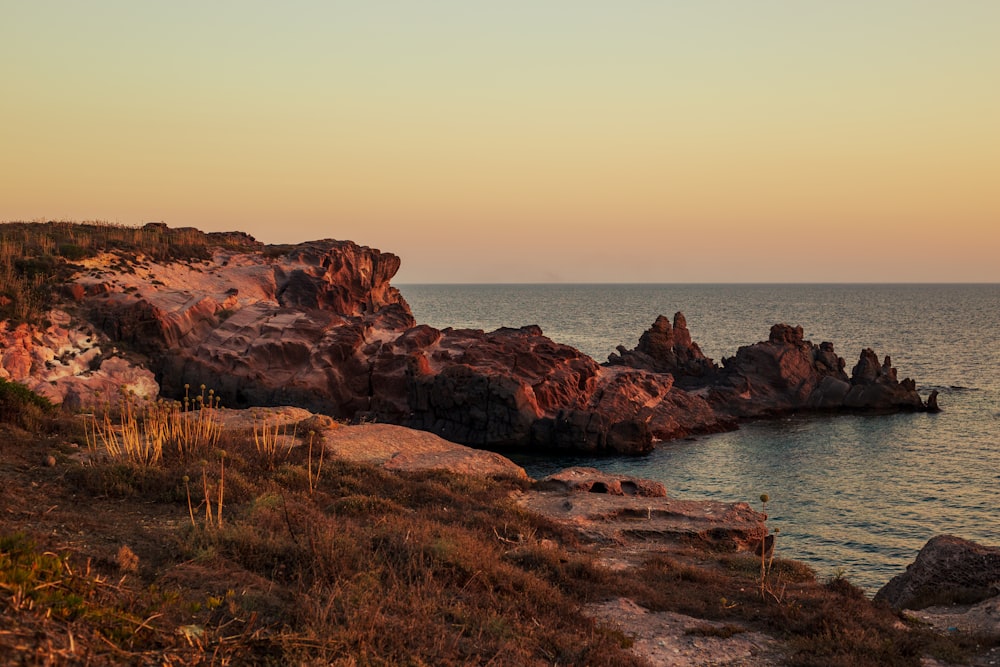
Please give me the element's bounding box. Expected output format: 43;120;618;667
199;460;219;529
86;390;163;467
183;475;196;527
85;386;222;468
0;378;54;431
757;493;783;601
307;430;324;496
172;384;223;462
216;450;226;529
253;414;296;469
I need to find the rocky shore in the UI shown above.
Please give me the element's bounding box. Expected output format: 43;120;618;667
4;221;987;665
1;223;936;458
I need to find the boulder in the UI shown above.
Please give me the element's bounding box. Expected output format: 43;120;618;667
874;535;1000;610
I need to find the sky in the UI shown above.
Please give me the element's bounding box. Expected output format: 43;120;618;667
1;1;998;283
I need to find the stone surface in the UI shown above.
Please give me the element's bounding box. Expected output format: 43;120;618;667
536;466;667;497
874;535;1000;610
0;314;158;408
586;598;784;667
2;224;934;455
520;478;767;552
902;596;1000;639
322;422;528;478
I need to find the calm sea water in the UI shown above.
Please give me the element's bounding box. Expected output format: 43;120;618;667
399;284;1000;591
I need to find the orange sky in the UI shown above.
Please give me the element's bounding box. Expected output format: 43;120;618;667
1;2;997;282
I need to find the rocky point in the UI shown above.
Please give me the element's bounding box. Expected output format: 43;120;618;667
0;223;936;456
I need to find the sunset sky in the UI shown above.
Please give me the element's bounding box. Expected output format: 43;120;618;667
2;2;997;283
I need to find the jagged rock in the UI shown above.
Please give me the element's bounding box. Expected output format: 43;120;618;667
843;350;924;411
875;535;1000;610
607;312;717;382
3;223;935;455
403;325;657;454
275;241;409;316
702;324;926;417
926;390;940;412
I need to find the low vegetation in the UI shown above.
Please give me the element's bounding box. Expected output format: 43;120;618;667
1;387;996;664
0;220;259;324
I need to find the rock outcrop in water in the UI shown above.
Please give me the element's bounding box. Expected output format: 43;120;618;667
0;223;935;456
606;312;716;383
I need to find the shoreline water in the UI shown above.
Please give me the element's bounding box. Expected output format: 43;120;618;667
400;283;1000;591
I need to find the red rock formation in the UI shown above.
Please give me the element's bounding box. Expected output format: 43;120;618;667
5;224;931;455
0;316;157;407
703;323;925;417
536;466;667;497
607;312;717;382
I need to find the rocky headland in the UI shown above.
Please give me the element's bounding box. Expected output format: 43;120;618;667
1;223;936;457
0;222;991;665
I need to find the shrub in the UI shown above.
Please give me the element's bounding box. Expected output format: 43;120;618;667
0;378;54;431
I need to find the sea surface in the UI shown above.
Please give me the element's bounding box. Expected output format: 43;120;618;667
399;284;1000;591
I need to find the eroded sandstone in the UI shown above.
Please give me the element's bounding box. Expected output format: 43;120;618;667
0;224;935;456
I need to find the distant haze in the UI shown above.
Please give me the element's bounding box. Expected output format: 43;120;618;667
2;2;997;283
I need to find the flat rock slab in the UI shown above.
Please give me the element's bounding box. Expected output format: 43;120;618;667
586;598;783;666
204;407;528;479
903;596;1000;636
321;423;528;478
536;466;667;497
520;487;765;552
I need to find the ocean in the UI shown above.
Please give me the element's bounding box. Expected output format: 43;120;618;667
399;284;1000;591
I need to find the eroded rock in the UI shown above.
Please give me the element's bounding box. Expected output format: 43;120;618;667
4;224;934;456
536;466;667;497
875;535;1000;610
522;474;766;552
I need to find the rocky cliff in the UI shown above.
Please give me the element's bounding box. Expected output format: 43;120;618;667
0;223;935;455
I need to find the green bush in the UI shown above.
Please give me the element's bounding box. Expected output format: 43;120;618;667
57;243;91;261
0;378;54;431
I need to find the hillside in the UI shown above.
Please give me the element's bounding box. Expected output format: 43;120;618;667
0;221;987;665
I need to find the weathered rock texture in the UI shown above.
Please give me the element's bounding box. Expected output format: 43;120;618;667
704;323;927;418
536;466;667;497
0;312;158;408
0;224;934;455
607;312;716;384
875;535;1000;610
520;476;767;552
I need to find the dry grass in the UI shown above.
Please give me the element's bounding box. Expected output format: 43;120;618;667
4;407;999;665
0;220;259;324
85;389;222;468
252;412;296;469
